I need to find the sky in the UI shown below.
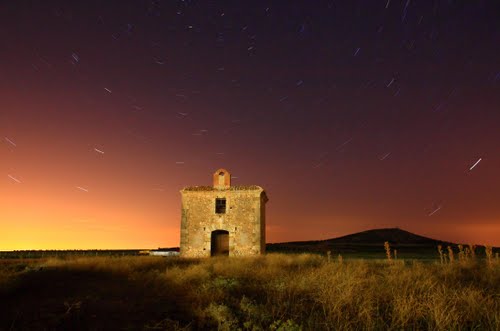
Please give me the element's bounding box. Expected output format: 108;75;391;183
1;1;499;250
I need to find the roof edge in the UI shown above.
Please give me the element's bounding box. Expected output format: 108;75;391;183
181;185;265;192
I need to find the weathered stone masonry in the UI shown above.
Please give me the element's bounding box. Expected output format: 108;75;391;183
180;168;268;257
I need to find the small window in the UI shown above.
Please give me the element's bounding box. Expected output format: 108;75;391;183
215;198;226;214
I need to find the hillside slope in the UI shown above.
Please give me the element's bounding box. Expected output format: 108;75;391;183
266;228;453;258
326;228;443;245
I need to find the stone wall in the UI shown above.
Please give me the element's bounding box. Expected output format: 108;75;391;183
180;187;267;257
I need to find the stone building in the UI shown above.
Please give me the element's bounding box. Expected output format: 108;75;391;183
180;168;268;257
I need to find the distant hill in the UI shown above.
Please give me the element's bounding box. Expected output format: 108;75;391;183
325;228;445;245
266;228;455;259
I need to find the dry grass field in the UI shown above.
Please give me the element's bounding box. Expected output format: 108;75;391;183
0;253;499;330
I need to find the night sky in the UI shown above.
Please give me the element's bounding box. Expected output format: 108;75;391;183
1;1;499;250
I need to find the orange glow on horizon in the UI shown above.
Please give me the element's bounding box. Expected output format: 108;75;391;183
1;1;499;250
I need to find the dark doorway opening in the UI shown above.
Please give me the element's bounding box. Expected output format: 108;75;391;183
211;230;229;256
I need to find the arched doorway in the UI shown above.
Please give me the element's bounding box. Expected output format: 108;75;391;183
211;230;229;256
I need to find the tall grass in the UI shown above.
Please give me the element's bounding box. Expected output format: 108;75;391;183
1;254;498;330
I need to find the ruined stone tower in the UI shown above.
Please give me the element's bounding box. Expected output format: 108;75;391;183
180;168;268;257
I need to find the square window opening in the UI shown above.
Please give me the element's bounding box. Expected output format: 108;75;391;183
215;198;226;214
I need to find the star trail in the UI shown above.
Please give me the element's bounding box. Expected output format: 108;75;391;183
1;1;499;250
